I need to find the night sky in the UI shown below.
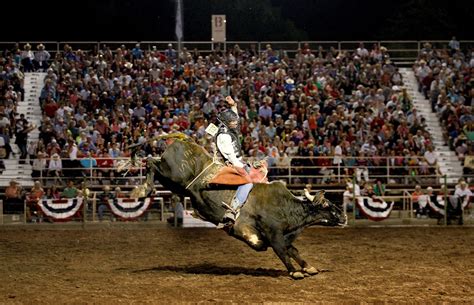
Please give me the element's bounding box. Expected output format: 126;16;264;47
3;0;473;41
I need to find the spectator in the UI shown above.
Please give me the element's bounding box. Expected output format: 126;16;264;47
167;194;184;227
448;36;460;54
26;181;45;222
4;41;431;189
411;184;424;214
3;180;24;214
97;185;115;221
416;186;433;218
61;180;79;199
20;43;34;72
114;187;125;199
48;153;63;184
27;181;45;201
343;184;360;217
423;145;438;173
454;180;472;209
15;113;30;163
34;44;51;72
373;179;386;196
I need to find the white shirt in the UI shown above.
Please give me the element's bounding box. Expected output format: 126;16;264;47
216;133;244;168
333;145;342;165
48;159;62;171
69;144;78;160
454;187;472;199
424;151;437;165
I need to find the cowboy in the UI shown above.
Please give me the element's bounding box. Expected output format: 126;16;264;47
216;96;253;226
34;43;51;72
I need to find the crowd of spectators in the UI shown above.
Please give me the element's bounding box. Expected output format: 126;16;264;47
0;41;441;187
414;37;474;181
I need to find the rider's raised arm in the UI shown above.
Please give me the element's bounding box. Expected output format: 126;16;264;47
225;96;239;117
216;133;245;168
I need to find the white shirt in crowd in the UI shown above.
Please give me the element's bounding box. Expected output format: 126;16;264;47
423;150;437;165
454;186;472;199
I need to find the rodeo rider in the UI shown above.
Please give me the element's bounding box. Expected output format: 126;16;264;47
215;96;253;227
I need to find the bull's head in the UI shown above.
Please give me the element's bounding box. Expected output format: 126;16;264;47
307;191;347;227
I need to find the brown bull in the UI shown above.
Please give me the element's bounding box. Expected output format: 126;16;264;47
127;134;346;279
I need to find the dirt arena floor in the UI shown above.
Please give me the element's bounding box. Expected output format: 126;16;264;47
0;224;473;304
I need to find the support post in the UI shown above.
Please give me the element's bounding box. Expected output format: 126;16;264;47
92;192;97;222
23;200;27;224
352;174;356;225
443;175;448;226
82;197;87;229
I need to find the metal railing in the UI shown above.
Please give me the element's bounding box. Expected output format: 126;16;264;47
2;40;474;63
0;155;453;188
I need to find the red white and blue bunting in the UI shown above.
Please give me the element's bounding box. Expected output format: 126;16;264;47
37;198;83;220
356;197;394;221
107;198;151;220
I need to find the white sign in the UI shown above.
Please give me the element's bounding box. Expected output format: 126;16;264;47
205;123;219;136
212;14;226;42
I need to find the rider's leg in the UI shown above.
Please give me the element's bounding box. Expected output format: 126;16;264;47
233;183;254;210
221;183;254;225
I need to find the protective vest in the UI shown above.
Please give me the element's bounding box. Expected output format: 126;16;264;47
216;125;242;161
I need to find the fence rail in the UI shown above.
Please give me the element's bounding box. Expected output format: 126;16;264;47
0;154;456;188
2;40;474;63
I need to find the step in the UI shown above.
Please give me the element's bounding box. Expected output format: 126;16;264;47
436;150;458;156
439;163;462;170
22;111;42;116
401;67;464;180
439;159;463;165
438;164;463;171
0;180;34;188
1;169;32;176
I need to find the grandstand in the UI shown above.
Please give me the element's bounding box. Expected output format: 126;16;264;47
0;40;472;224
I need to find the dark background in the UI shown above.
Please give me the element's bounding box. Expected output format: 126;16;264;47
3;0;473;41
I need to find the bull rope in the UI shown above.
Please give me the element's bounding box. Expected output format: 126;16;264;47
185;159;221;190
185;143;222;190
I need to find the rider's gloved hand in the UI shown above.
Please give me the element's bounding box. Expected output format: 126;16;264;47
252;160;261;168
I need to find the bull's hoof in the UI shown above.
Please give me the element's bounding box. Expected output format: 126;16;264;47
303;266;319;276
289;271;305;280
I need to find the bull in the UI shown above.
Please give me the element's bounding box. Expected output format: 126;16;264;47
124;134;346;279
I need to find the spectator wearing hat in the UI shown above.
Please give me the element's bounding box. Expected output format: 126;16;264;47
114;187;125;199
48;153;63;183
31;151;48;179
20;43;34;72
26;181;45;222
34;44;51;72
343;183;359;217
416;186;433;218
